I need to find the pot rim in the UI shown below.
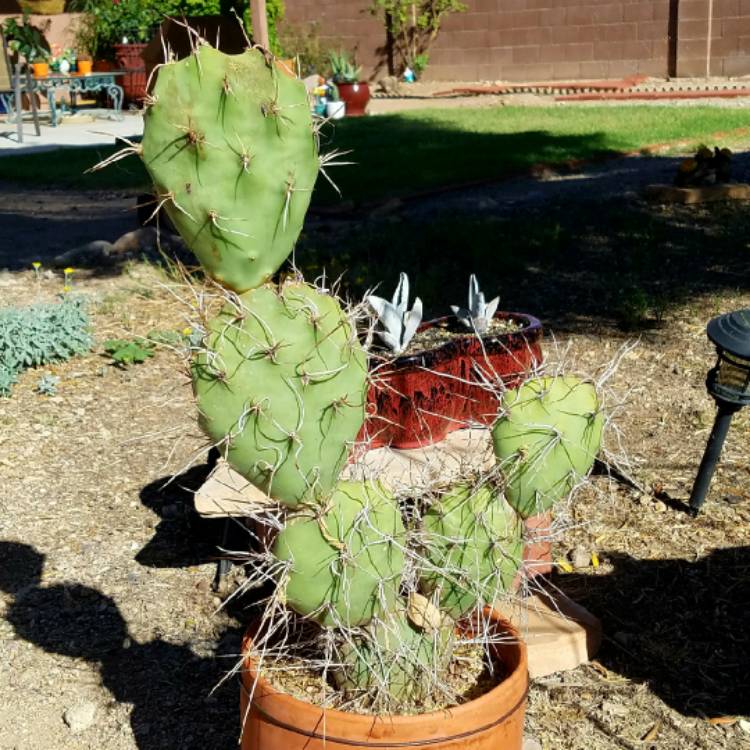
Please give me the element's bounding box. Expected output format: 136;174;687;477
240;610;528;743
383;311;542;368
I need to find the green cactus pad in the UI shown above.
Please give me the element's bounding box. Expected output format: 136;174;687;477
333;609;454;703
273;480;406;627
420;483;522;619
492;376;604;518
142;46;319;292
192;281;367;507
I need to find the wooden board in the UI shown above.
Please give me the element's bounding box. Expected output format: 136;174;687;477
194;427;496;517
495;590;602;678
644;183;750;204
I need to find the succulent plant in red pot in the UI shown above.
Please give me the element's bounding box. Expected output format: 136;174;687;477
329;49;370;116
360;273;543;450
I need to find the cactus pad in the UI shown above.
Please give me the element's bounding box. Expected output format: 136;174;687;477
142;46;319;292
273;480;406;627
192;281;367;507
492;376;603;518
333;608;454;703
420;483;522;619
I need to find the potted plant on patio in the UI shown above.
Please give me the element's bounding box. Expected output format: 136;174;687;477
95;38;606;748
2;13;50;75
329;49;370;116
74;0;161;102
363;272;543;449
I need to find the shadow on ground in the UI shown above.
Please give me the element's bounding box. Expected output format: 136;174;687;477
2;125;750;332
135;451;251;576
0;540;244;750
556;545;750;718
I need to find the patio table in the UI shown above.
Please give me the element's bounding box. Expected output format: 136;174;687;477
31;71;125;127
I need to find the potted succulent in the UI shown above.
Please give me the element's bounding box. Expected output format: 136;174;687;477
77;53;93;75
95;41;606;749
2;13;50;76
363;273;543;449
325;81;346;120
329;49;370;116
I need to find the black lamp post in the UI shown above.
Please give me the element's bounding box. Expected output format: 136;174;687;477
688;309;750;516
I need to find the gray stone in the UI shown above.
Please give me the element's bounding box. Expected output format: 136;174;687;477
571;546;591;569
54;240;114;266
63;701;97;733
111;227;159;255
523;739;542;750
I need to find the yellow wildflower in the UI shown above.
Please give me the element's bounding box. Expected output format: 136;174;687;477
556;559;574;574
182;327;193;336
32;261;41;269
62;285;72;293
591;553;600;569
64;267;75;275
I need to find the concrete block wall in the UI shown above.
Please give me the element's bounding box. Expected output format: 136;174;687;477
284;0;750;81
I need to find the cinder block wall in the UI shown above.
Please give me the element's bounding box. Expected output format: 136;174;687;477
284;0;750;81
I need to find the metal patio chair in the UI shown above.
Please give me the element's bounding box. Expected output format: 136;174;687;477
1;34;41;144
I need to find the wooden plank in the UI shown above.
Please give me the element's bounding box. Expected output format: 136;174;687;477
644;183;750;204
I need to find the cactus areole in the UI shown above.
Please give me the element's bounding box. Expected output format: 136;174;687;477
142;46;320;293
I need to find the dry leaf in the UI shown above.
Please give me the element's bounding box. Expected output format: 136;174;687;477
707;716;737;725
407;592;442;634
642;721;661;741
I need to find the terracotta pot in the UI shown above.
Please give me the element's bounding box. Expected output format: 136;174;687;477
240;612;528;750
359;312;543;450
32;62;49;78
77;60;93;75
114;43;148;105
336;82;370;116
93;59;115;72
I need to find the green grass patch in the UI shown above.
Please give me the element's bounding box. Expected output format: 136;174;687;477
2;106;749;203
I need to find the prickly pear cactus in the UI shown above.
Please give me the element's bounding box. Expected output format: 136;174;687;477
333;608;454;703
141;46;319;292
420;483;522;620
273;480;406;627
492;376;604;518
192;281;367;507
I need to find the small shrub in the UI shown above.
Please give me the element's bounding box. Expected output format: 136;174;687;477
0;296;92;397
36;374;60;396
103;338;155;366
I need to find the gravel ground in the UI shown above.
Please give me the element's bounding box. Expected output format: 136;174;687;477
1;147;749;748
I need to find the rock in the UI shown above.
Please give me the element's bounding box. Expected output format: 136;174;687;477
378;75;401;95
601;699;628;717
54;240;114;267
571;546;590;569
63;702;97;733
523;739;542;750
111;227;159;255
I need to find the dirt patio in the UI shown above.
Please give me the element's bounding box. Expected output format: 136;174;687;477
1;156;749;749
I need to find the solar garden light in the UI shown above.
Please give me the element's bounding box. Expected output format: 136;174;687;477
688;309;750;516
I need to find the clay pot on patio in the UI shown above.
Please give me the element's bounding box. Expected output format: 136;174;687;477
358;312;543;450
77;59;93;75
239;611;528;750
336;82;370;117
114;43;148;105
31;61;49;78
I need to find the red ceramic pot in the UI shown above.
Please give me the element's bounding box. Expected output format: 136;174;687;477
114;43;148;105
336;82;370;116
358;312;543;450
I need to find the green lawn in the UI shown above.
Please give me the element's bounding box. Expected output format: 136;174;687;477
2;106;749;204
